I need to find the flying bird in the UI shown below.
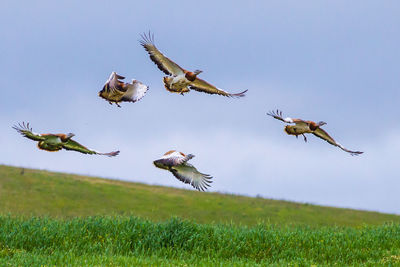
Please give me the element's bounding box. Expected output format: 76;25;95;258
99;72;149;107
267;110;363;155
140;32;247;97
13;122;120;157
153;150;212;191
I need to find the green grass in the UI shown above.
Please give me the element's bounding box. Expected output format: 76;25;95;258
0;216;399;266
0;164;399;227
0;165;399;265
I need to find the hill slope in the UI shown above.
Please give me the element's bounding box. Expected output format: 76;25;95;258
0;165;398;226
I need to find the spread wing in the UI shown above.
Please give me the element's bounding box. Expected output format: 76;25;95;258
158;153;194;167
267;110;287;123
170;163;212;191
99;72;125;98
62;139;119;157
267;110;299;124
13;122;45;141
120;80;149;103
139;32;185;76
313;128;363;156
189;77;247;97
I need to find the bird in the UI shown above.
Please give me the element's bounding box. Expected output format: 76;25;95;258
99;72;149;107
153;150;212;191
267;110;363;155
140;32;247;97
13;122;120;157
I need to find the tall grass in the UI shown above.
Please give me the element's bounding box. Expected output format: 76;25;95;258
0;216;399;265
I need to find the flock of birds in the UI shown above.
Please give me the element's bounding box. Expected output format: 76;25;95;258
13;32;363;192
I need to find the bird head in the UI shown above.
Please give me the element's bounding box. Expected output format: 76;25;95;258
66;133;75;139
193;69;203;76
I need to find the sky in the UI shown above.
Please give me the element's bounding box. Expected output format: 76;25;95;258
1;1;399;214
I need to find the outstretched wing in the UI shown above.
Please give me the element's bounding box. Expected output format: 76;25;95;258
139;32;185;76
159;152;195;167
120;80;149;103
13;122;45;141
189;77;247;98
62;139;119;157
266;110;297;124
170;163;212;191
313;128;363;156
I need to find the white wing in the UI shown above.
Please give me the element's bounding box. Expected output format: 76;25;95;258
170;163;212;191
121;80;149;103
160;151;194;166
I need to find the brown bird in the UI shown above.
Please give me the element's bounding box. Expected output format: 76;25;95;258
140;32;247;97
99;72;149;107
13;122;119;157
267;110;363;155
153;150;212;191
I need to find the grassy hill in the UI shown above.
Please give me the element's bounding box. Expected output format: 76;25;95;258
1;165;400;265
0;164;398;227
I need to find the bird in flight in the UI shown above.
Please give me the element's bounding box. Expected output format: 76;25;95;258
153;150;212;191
99;72;149;107
140;32;247;97
267;110;363;155
13;122;120;157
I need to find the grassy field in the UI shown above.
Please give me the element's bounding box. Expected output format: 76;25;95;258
1;165;400;266
0;165;399;227
0;216;399;266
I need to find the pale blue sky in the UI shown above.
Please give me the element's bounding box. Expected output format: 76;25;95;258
1;1;399;214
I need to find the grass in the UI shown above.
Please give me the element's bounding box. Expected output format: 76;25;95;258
0;216;399;266
0;164;399;227
0;165;399;265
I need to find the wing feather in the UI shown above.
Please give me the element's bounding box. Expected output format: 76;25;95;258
13;122;45;141
189;77;247;97
62;139;119;157
266;110;297;124
120;80;149;103
313;128;363;155
139;32;185;76
170;163;212;191
157;153;194;167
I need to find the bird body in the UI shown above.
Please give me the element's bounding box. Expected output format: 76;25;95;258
153;150;212;191
37;135;64;151
140;32;247;97
99;72;148;107
13;122;119;157
267;110;363;155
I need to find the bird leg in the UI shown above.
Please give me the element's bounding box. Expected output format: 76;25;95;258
302;134;307;142
116;102;121;108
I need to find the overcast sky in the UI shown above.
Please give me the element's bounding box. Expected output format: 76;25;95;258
1;1;399;214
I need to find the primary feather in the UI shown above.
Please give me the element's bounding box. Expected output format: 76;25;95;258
140;32;185;76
